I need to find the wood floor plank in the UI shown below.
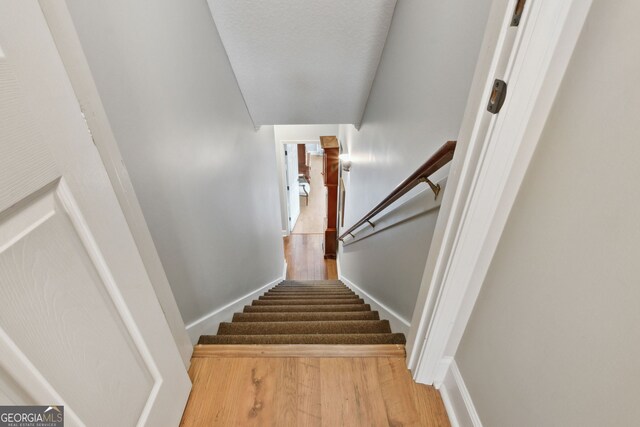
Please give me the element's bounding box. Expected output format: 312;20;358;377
377;357;422;426
297;358;322;427
283;234;337;281
411;381;452;427
292;156;325;234
180;357;237;426
319;358;388;427
180;354;450;426
355;358;393;427
273;358;298;426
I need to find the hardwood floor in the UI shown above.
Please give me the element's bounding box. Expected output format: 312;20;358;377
284;234;337;280
293;155;325;234
180;348;451;426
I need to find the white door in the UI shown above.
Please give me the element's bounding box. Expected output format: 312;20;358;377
0;3;190;426
285;144;300;230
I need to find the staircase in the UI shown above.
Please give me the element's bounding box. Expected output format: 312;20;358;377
198;280;406;345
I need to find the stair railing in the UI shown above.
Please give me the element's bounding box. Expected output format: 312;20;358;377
338;140;456;241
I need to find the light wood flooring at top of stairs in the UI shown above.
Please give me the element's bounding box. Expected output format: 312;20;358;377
180;343;451;426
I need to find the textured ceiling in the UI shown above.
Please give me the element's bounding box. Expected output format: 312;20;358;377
207;0;397;126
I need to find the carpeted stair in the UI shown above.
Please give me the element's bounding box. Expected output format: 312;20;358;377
198;280;406;345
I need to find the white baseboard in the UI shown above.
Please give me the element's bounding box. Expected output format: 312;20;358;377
185;261;286;343
338;274;410;336
436;358;482;427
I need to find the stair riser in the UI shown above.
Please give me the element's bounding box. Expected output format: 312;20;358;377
276;283;346;287
243;304;371;313
198;333;406;345
267;289;354;293
259;295;360;300
232;312;380;322
279;280;343;285
264;293;356;297
273;286;348;290
217;320;391;335
253;299;364;306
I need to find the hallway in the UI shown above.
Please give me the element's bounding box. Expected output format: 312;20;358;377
284;234;337;280
292;155;325;234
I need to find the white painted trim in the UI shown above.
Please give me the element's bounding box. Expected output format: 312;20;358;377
437;358;482;427
185;261;286;343
339;275;410;336
409;0;593;384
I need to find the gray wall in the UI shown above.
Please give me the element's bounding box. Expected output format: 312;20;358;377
337;0;492;323
66;0;284;328
456;1;640;425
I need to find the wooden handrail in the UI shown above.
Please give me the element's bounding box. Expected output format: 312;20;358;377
338;140;457;241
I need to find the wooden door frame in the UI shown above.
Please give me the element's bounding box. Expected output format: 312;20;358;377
407;0;594;386
37;0;193;367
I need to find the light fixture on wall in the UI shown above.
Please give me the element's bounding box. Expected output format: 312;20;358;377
339;153;352;172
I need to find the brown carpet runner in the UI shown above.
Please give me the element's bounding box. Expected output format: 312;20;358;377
198;280;406;345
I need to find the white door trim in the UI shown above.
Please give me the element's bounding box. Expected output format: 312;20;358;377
408;0;594;384
38;0;193;368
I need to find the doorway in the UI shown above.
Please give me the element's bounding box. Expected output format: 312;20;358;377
282;142;336;279
287;143;325;235
274;125;339;280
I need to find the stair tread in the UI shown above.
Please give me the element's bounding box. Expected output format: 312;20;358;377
192;344;405;358
243;304;371;312
232;312;380;322
259;294;360;300
217;320;391;335
198;333;406;345
253;299;364;306
279;280;343;285
264;291;357;296
273;286;348;290
267;289;354;293
274;283;349;289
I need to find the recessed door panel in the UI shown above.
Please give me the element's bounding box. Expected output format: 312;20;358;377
0;182;154;425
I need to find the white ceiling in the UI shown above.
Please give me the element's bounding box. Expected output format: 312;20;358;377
207;0;397;126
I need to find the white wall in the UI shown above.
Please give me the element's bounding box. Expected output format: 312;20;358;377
274;125;339;233
456;1;640;425
66;0;284;336
337;0;492;323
